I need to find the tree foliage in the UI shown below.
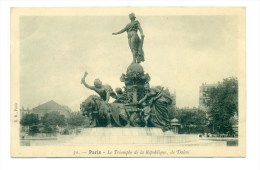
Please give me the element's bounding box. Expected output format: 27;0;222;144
20;113;39;127
174;109;208;134
20;113;40;135
67;112;89;127
41;111;66;133
206;77;238;134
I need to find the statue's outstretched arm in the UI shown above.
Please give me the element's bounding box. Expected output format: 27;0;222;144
112;25;127;35
81;72;95;90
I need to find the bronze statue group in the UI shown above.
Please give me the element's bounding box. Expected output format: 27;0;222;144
80;13;173;130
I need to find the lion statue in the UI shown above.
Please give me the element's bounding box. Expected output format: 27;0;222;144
80;95;131;127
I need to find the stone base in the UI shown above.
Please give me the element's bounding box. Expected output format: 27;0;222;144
67;127;200;144
20;127;227;146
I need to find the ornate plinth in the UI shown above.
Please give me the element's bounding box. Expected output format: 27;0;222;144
120;63;150;103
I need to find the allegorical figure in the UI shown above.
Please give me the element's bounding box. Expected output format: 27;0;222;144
81;72;117;102
112;13;145;63
138;83;173;129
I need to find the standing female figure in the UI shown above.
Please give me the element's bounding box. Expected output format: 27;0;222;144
112;13;145;63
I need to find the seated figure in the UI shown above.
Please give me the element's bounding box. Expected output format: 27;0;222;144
138;83;173;130
81;72;117;102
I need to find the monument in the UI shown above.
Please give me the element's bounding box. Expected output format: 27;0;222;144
11;7;245;157
77;13;226;146
80;13;173;131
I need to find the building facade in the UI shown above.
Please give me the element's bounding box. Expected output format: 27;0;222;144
32;100;71;119
199;83;216;111
20;107;31;119
20;100;71;119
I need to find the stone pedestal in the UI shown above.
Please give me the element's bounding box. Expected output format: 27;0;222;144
67;127;200;145
120;63;150;103
21;127;227;146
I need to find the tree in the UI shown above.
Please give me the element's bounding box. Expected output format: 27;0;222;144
20;113;40;135
41;111;66;133
206;77;238;134
174;108;207;134
67;112;89;128
20;113;39;127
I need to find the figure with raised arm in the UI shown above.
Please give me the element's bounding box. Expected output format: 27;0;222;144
112;13;145;63
81;72;117;103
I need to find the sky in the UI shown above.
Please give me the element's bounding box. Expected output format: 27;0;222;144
19;15;240;111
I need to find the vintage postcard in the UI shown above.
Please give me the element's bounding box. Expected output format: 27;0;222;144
11;7;246;157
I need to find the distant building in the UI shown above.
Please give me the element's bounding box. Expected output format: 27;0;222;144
32;100;71;119
20;107;31;119
170;118;180;134
199;83;216;111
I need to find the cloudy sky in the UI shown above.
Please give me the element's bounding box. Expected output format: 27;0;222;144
19;14;240;111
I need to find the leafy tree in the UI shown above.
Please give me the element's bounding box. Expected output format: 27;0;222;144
206;77;238;134
67;112;89;128
20;113;40;135
20;113;39;126
174;109;207;134
29;125;40;135
41;111;66;133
